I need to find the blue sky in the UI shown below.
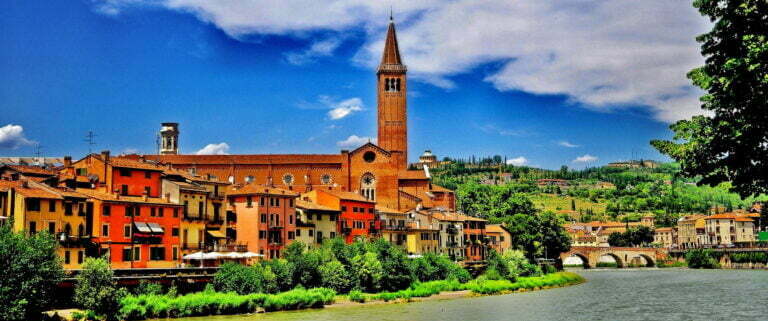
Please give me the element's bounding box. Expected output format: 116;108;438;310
0;1;711;169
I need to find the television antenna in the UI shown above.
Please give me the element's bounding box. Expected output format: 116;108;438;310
84;131;97;154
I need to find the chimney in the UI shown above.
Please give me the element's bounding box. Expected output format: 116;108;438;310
138;155;145;163
21;180;29;188
101;150;110;163
63;156;72;168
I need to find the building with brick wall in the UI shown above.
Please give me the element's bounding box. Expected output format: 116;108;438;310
227;184;299;259
124;17;454;214
302;189;377;244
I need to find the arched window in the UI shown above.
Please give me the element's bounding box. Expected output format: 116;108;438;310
395;78;401;91
361;173;376;201
77;224;85;237
64;223;72;236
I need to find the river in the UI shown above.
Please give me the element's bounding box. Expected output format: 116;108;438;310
165;269;767;321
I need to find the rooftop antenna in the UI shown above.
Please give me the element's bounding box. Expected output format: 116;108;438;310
34;144;43;165
84;131;97;154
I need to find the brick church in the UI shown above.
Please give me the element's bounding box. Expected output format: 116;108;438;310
135;18;455;212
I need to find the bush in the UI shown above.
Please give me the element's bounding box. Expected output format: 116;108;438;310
0;227;64;321
135;280;163;295
212;263;262;294
74;257;126;320
685;249;720;269
262;259;294;292
351;252;384;292
348;290;366;303
319;260;354;293
464;272;584;295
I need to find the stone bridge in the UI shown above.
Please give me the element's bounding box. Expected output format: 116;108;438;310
561;246;662;268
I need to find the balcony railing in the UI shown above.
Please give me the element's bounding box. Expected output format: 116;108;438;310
208;192;225;200
207;217;224;225
268;221;283;229
383;225;408;231
58;234;91;247
204;243;248;252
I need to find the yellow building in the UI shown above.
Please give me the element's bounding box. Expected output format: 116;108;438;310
676;214;706;249
7;180;91;269
653;227;677;249
486;224;512;253
295;199;340;247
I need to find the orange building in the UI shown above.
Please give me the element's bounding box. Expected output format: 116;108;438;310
462;214;487;262
228;184;299;259
302;189;377;244
126;17;454;214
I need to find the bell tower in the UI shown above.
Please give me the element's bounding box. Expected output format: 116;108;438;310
159;122;179;155
377;15;408;170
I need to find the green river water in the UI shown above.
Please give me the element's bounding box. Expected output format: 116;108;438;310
163;269;767;321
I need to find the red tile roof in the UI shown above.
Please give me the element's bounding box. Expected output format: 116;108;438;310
398;170;428;180
226;184;298;197
141;154;344;165
295;199;338;212
0;180;20;192
320;189;372;203
4;165;57;176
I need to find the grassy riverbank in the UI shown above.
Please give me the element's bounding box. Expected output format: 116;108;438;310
113;272;583;320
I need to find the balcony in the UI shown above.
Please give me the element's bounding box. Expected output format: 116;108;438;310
58;233;91;248
446;241;460;248
268;221;283;229
204;243;248;252
268;239;283;246
446;226;459;234
384;225;408;231
207;217;224;226
341;227;352;234
296;219;315;228
208;192;225;200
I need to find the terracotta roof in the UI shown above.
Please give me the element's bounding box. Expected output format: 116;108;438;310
735;217;754;222
0;180;20;192
15;184;62;199
398;170;428;180
4;165;57;176
379;20;404;70
94;155;164;171
74;189;181;205
141;154;344;165
705;213;740;220
655;227;674;232
375;205;403;214
226;184;298;197
173;181;207;192
486;224;508;234
161;167;228;184
320;189;372;203
296;199;338;212
430;184;453;193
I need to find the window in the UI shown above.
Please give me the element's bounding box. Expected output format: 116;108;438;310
78;203;85;216
65;203;73;216
316;214;322;221
64;251;71;264
275;198;280;207
102;224;109;237
144;186;151;196
289;215;294;224
122;248;132;262
361;173;376;200
296;229;301;237
121;185;128;195
119;168;132;177
77;251;84;264
330;214;336;222
289;199;294;208
309;230;314;237
341;206;347;211
306;213;313;220
173;208;179;218
27;199;41;211
77;168;87;176
134;247;140;261
172;247;179;260
144;171;151;179
330;232;336;238
150;247;165;261
49;200;56;212
352;207;358;213
261;214;267;223
288;231;295;240
158;208;164;217
368;208;374;214
259;231;267;239
172;227;179;237
260;197;265;207
283;173;294;185
103;205;111;216
48;221;56;234
321;174;332;185
29;221;37;234
247;196;253;208
245;175;254;183
150;207;156;217
124;225;131;238
363;151;376;163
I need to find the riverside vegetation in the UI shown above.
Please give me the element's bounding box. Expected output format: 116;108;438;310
64;238;583;321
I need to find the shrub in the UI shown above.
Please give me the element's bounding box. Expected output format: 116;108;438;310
212;263;262;294
351;252;384;292
348;290;366;303
74;257;126;320
263;259;294;292
685;249;720;269
0;226;64;321
464;272;584;295
135;280;163;295
319;260;354;293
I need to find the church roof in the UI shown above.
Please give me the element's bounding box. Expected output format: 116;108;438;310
378;19;407;73
139;154;344;165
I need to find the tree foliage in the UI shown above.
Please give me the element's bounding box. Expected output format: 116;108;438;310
74;257;126;319
651;0;768;198
0;226;64;321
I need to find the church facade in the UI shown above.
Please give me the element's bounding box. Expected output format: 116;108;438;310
133;18;454;213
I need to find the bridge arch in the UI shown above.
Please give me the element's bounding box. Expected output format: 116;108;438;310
566;252;591;269
598;252;624;268
638;254;655;267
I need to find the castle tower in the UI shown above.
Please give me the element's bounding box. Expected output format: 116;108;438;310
377;15;408;170
159;122;179;155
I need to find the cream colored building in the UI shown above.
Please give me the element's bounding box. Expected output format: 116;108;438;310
676;215;706;249
704;213;756;246
653;227;677;249
295;199;340;247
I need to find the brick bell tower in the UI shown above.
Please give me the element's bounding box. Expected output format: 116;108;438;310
377;15;408;170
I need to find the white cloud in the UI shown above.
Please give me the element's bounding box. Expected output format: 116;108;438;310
573;154;598;163
0;124;34;149
285;37;342;65
337;135;374;148
325;97;364;120
94;0;711;122
558;141;579;148
195;142;230;155
506;156;528;166
477;124;527;137
122;147;140;154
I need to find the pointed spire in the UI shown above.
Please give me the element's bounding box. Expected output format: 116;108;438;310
378;15;406;73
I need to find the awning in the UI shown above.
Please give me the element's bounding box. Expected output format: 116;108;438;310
207;230;226;238
133;222;152;234
147;222;164;234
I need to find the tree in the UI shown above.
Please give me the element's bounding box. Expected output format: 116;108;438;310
212;262;262;294
0;226;64;321
350;252;383;292
651;0;768;198
319;260;354;293
571;199;576;211
74;257;126;319
760;203;768;232
607;232;629;247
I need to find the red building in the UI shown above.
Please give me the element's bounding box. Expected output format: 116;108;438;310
302;189;378;244
461;214;487;262
228;184;299;259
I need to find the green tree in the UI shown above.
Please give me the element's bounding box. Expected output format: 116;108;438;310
74;257;125;319
351;252;384;292
651;0;768;198
0;226;64;321
262;259;293;292
212;262;262;294
319;260;354;293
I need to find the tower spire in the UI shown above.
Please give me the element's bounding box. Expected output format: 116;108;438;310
378;14;405;73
